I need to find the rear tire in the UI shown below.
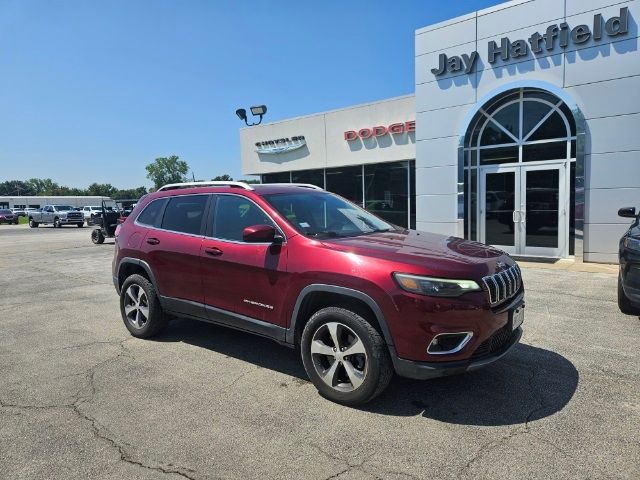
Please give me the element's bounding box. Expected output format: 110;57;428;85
120;274;168;338
28;218;39;228
301;307;393;406
618;273;640;315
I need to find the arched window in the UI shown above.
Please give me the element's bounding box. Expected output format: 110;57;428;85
464;88;576;165
462;88;579;256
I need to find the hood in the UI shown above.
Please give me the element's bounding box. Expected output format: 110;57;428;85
320;230;512;279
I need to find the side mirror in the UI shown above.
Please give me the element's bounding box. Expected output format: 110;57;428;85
242;224;281;243
618;207;637;218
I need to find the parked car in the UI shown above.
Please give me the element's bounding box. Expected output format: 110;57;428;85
617;206;640;315
0;209;19;224
112;182;524;405
82;205;104;225
28;205;84;228
11;208;26;217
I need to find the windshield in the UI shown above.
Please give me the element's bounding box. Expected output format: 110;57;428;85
0;209;12;214
55;205;74;211
263;192;395;239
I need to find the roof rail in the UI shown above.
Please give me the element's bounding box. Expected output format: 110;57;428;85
261;183;324;191
157;181;254;192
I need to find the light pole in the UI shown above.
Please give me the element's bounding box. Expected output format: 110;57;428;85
235;105;267;126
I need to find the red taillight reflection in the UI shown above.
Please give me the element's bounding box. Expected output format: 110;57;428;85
115;224;121;237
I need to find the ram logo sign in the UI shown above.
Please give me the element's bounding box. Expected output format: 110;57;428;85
255;136;306;154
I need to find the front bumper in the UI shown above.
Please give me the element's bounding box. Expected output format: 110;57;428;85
60;217;83;223
391;327;522;380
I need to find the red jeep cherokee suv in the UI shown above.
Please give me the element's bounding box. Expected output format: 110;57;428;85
112;182;524;405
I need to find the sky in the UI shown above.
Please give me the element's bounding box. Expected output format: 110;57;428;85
0;0;505;189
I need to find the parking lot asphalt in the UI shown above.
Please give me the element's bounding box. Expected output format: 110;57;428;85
0;223;638;480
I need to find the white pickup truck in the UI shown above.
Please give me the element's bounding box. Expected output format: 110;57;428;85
28;205;85;228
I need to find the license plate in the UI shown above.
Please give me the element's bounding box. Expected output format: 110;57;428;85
511;306;524;331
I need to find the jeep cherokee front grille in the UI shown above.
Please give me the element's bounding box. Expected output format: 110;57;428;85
481;263;522;306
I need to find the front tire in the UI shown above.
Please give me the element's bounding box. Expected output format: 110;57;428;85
29;218;39;228
301;307;393;406
618;273;640;315
53;218;61;228
91;229;105;244
119;274;168;338
76;223;84;228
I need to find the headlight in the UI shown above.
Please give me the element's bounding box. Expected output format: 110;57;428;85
624;237;640;251
393;273;481;297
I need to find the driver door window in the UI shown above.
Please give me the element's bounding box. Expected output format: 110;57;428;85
211;195;276;242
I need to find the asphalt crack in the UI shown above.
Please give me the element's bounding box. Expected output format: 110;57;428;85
0;337;202;480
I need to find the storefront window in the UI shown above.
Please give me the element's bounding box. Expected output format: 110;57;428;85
292;169;324;188
325;166;363;205
364;161;409;228
479;146;519;165
522;141;567;162
259;161;415;229
262;172;290;183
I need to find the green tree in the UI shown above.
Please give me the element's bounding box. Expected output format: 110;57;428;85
26;178;61;195
212;174;233;181
145;155;189;190
113;186;147;200
0;180;35;196
86;183;117;197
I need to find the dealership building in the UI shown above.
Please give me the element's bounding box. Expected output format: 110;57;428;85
241;0;639;263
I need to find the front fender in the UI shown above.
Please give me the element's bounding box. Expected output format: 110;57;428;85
285;283;395;347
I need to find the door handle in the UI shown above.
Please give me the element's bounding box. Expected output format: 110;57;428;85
512;210;520;223
204;247;223;256
146;237;160;245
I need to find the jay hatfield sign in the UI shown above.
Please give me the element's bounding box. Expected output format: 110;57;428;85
255;136;306;154
431;7;629;76
344;121;415;141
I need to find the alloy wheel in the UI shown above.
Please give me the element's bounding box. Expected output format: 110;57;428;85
310;322;368;392
123;284;150;329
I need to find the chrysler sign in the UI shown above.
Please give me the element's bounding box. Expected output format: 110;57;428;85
431;7;629;76
255;136;306;154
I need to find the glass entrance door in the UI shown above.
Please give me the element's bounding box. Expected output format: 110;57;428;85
481;166;519;255
520;164;566;258
480;164;566;257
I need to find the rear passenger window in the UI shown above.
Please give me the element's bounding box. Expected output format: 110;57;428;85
137;199;165;226
161;195;207;235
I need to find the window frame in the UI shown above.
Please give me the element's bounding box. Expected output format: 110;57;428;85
206;193;286;245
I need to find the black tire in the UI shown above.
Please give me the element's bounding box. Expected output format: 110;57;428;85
91;229;105;244
119;274;168;338
13;220;19;225
53;217;60;228
76;223;84;228
618;273;640;315
28;218;39;228
301;307;393;406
